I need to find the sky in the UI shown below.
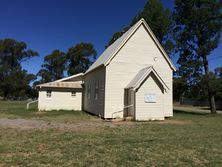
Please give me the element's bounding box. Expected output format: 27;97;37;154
0;0;221;76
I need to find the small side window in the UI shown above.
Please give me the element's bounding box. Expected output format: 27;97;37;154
46;90;51;98
71;91;76;97
87;84;91;99
94;82;99;100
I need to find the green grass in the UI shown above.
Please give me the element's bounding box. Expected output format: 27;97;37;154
174;104;222;114
0;101;222;166
0;100;96;123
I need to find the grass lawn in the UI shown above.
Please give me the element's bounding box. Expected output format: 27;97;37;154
0;101;222;166
174;103;222;114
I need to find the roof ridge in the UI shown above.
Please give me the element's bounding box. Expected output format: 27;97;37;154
85;18;176;74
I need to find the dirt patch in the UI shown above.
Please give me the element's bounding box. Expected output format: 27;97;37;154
156;119;191;125
0;118;94;132
37;143;48;152
0;118;134;132
105;121;135;127
34;111;47;115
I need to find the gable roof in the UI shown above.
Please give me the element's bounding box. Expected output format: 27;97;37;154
36;73;83;89
85;18;176;74
125;66;169;91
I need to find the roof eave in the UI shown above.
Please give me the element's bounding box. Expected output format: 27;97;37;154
38;86;82;89
127;67;170;92
142;21;176;71
84;64;105;75
73;18;177;75
55;73;84;82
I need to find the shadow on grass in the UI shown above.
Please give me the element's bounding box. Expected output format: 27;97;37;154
2;108;92;119
173;109;210;116
200;107;222;111
35;110;90;117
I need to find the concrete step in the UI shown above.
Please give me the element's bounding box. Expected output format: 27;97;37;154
124;116;134;121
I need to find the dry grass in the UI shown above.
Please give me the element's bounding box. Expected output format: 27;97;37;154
0;101;222;166
156;118;192;125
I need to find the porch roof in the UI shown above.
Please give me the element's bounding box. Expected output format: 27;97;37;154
125;66;169;91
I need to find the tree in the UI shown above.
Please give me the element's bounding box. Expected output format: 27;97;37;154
0;38;38;99
106;26;130;48
66;43;96;75
37;50;66;83
173;77;187;102
197;68;222;104
173;0;222;113
208;67;222;101
12;70;37;98
215;67;222;78
131;0;172;43
106;0;174;54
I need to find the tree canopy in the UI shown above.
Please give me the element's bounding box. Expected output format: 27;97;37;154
36;50;66;84
106;0;174;54
173;0;222;113
66;43;96;75
0;39;38;99
1;0;222;105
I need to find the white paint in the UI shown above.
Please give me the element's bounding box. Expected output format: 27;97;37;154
83;67;106;117
104;24;173;119
135;74;164;120
38;89;82;111
37;18;174;121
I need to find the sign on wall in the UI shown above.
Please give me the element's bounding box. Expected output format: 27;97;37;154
144;93;156;103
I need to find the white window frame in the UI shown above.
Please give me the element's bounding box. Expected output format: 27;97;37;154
46;90;52;98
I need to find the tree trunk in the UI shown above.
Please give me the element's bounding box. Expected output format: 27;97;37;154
3;91;9;100
202;56;217;114
210;95;216;114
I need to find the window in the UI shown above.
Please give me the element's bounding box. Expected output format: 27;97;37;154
46;90;51;98
94;82;99;100
71;91;76;98
87;84;91;99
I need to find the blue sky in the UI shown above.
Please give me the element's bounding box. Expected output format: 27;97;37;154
0;0;221;75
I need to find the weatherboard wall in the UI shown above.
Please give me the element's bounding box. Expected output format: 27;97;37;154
105;24;173;118
38;88;82;111
135;73;164;120
83;67;106;117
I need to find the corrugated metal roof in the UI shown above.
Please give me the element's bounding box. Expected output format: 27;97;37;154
126;66;152;89
37;81;82;89
85;18;176;74
125;66;169;91
85;20;141;74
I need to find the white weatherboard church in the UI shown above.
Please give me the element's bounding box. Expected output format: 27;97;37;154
37;19;176;121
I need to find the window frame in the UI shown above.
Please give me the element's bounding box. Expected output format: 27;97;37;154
46;90;52;98
94;81;99;100
87;84;91;99
71;91;76;98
